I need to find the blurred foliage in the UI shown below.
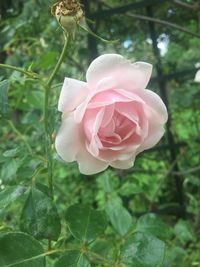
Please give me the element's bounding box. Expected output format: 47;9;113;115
0;0;200;266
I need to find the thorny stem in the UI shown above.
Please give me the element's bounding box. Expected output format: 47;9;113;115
0;63;39;78
46;35;70;88
43;34;70;197
43;33;70;250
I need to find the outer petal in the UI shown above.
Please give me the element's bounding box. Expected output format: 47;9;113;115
55;113;82;162
194;69;200;83
110;158;135;169
76;149;108;175
86;54;152;91
136;89;168;123
137;124;165;153
55;113;108;175
58;78;90;113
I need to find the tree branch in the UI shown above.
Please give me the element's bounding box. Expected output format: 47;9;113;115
127;13;200;39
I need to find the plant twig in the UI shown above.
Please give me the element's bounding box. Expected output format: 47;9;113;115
149;150;186;211
173;0;199;10
173;165;200;176
88;250;114;266
127;13;200;39
0;63;39;79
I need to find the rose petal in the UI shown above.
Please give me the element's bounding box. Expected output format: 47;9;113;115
101;133;122;145
87;136;100;157
137;123;165;153
100;119;115;137
86;54;152;91
101;104;115;127
58;78;90;113
55;113;82;162
136;89;168;123
96;76;116;91
93;107;105;134
115;103;142;135
86;108;105;157
194;69;200;83
83;108;100;140
113;89;145;103
75;89;132;123
55;113;108;175
76;149;108;175
110;158;135;169
98;148;134;162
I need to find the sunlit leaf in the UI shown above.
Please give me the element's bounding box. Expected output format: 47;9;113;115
121;233;166;267
0;185;28;210
20;187;61;241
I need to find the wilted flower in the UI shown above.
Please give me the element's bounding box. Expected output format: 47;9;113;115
55;54;168;175
51;0;84;36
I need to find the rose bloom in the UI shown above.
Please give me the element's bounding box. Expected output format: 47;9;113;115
55;54;168;175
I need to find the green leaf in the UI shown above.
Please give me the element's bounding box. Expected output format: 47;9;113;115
121;233;166;267
0;158;19;184
119;182;142;196
163;246;187;267
0;232;45;267
174;219;196;244
105;197;132;236
90;239;113;260
0;80;9;116
54;251;90;267
3;147;23;158
32;52;58;70
26;90;44;110
98;173;113;193
65;204;107;244
136;213;172;240
20;187;61;241
0;186;28;210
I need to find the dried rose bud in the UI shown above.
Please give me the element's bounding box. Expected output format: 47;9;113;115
51;0;84;36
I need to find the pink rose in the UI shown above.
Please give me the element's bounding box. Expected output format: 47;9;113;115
55;54;168;175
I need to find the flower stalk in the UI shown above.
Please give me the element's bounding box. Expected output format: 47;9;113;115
44;33;70;199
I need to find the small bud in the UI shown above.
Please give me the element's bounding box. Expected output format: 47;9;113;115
51;0;84;37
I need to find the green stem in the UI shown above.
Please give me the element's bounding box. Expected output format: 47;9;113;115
0;63;39;78
5;247;79;267
88;250;114;266
46;34;70;88
43;34;70;199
